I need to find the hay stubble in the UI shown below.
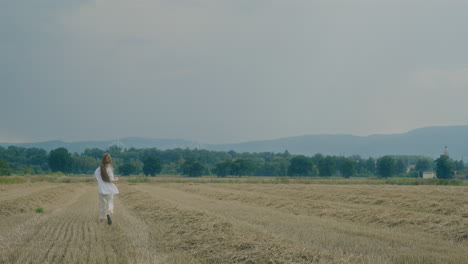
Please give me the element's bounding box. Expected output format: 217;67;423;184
1;181;468;263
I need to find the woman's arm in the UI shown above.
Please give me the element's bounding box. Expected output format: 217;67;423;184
108;167;119;183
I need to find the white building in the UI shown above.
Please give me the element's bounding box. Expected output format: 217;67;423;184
422;171;436;179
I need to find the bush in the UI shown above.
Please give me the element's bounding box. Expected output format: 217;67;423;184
143;156;162;176
119;163;137;176
182;159;205;177
62;178;72;183
127;176;149;183
275;177;290;184
48;147;73;173
0;177;26;184
0;159;12;176
35;207;44;213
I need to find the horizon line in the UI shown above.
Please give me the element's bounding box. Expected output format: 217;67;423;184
1;124;468;145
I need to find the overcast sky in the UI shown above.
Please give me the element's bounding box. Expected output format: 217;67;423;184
1;0;468;144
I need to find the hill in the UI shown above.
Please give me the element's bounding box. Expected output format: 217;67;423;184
210;126;468;158
0;138;197;154
1;126;467;158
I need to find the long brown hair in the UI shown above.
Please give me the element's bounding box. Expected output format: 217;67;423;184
100;153;113;183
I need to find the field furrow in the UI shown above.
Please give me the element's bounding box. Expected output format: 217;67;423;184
0;184;167;264
132;183;468;264
162;183;468;241
2;181;468;264
119;184;329;264
0;184;88;217
0;184;60;202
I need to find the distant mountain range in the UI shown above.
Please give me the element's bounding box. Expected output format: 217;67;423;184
1;126;468;158
0;138;197;154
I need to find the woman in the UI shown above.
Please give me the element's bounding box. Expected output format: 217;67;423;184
94;153;119;225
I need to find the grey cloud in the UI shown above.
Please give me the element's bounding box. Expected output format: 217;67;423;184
2;0;468;143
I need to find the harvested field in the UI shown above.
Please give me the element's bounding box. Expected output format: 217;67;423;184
1;181;468;263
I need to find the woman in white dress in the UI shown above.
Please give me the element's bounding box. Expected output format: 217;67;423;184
94;153;119;225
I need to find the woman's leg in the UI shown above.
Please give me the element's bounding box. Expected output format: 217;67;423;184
104;194;114;225
107;194;114;215
99;193;107;222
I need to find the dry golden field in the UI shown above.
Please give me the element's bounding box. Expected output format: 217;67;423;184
1;179;468;263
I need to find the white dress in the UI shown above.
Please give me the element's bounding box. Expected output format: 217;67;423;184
94;166;119;194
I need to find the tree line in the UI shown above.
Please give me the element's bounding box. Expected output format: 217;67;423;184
0;145;465;179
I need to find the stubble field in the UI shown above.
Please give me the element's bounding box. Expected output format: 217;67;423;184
1;179;468;263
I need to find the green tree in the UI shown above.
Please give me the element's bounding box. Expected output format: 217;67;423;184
311;153;324;165
455;160;465;171
434;155;454;179
118;163;137;176
84;148;105;159
318;156;336;176
181;158;204;177
339;158;356;178
213;160;233;177
288;155;313;176
129;159;143;174
395;159;407;175
25;148;48;169
0;158;12;176
228;150;237;159
415;158;432;172
377;156;395;178
231;158;256;176
161;162;178;174
107;146;122;156
143;156;162;176
366;158;376;174
73;155;99;174
354;157;368;175
189;162;204;177
48;148;73;173
273;157;289;176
